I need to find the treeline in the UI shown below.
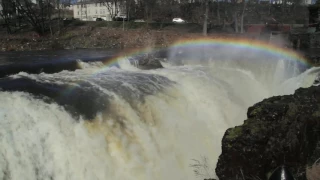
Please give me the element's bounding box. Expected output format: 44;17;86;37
126;0;311;34
93;0;311;24
83;0;312;35
0;0;316;36
0;0;72;34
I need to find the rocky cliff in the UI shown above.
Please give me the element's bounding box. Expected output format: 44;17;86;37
216;85;320;180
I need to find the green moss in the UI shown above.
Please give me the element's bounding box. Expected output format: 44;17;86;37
312;110;320;117
249;106;262;117
226;126;243;140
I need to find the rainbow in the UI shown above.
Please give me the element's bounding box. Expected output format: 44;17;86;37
100;46;158;68
98;37;310;70
170;37;309;66
61;37;310;103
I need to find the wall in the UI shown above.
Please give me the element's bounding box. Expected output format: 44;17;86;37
73;2;121;21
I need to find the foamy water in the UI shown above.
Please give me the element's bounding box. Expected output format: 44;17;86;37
0;47;318;180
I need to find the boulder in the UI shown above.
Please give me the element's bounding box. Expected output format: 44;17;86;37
129;52;165;70
216;85;320;180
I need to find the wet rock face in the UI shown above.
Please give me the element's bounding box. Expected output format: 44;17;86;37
136;56;164;70
129;51;166;70
305;55;320;66
216;85;320;180
269;166;295;180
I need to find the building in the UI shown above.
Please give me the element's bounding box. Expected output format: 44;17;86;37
73;1;125;21
268;0;315;4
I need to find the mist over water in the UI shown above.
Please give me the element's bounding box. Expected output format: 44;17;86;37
0;47;319;180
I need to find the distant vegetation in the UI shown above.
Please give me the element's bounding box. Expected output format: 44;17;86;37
0;0;317;36
68;20;201;30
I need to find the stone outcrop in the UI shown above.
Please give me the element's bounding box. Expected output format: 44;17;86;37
305;54;320;66
128;51;166;70
290;32;320;49
216;85;320;180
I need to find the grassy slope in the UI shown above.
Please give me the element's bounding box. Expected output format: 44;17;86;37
0;21;237;51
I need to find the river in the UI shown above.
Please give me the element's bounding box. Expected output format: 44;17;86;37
0;45;318;180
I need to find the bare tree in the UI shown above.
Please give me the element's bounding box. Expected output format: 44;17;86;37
0;0;14;33
240;0;247;33
14;0;55;35
95;0;124;20
217;0;221;24
234;10;238;33
144;0;156;23
150;0;180;27
190;157;215;179
203;0;209;35
229;0;248;33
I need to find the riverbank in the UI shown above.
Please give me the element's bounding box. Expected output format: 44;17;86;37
1;24;320;67
0;26;190;51
0;22;247;52
1;24;320;180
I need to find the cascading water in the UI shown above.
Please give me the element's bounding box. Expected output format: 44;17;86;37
0;45;319;180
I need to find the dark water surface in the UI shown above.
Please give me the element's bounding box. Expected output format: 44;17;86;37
0;48;171;119
0;49;120;78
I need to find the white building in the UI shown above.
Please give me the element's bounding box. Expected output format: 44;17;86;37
303;0;315;4
263;0;315;4
73;1;125;21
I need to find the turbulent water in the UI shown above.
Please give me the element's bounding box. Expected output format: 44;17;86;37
0;47;318;180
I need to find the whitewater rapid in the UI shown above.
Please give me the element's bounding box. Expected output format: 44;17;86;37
0;49;318;180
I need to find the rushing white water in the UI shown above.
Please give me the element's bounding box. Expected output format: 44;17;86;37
0;49;319;180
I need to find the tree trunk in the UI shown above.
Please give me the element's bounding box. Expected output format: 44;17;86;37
222;18;226;30
217;0;221;25
145;5;148;24
234;11;238;33
268;0;272;15
47;0;52;36
0;1;12;34
240;0;247;33
58;0;61;34
240;14;244;33
3;16;12;34
40;0;45;34
282;0;286;13
203;0;209;36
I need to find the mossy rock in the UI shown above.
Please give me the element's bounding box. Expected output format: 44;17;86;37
216;86;320;180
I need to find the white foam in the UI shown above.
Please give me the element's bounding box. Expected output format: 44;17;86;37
0;49;318;180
